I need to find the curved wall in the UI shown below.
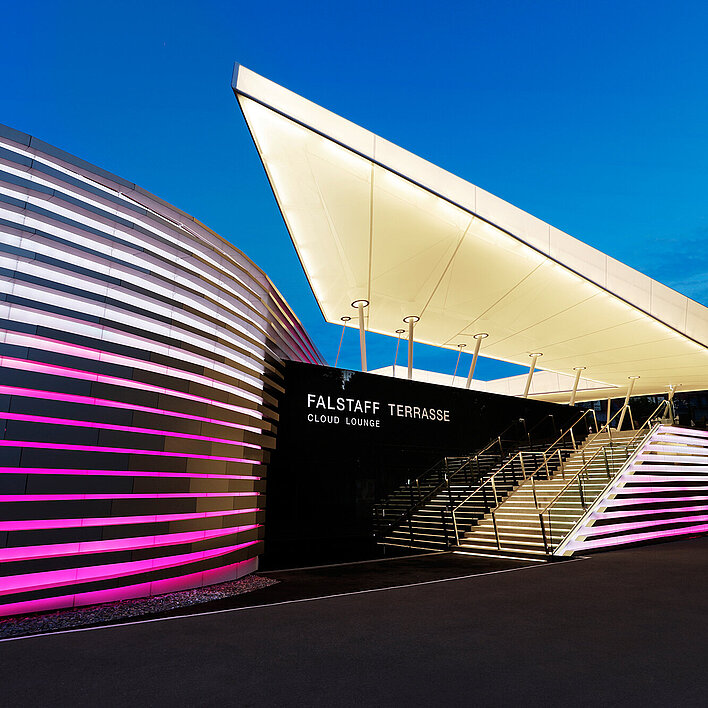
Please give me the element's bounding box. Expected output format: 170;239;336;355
0;123;323;616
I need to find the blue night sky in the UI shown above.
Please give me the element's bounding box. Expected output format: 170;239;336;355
2;1;707;377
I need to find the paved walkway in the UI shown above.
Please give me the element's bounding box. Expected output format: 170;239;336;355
2;537;707;706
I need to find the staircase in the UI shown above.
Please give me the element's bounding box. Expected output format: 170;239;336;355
456;430;637;558
373;455;498;545
375;401;706;559
375;419;588;552
379;451;520;551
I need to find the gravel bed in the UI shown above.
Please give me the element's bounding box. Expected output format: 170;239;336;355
0;574;278;639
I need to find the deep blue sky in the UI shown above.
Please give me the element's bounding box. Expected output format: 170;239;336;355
2;1;707;377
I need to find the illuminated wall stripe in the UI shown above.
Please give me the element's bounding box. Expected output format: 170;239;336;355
0;440;261;465
0;385;263;434
0;540;260;594
0;467;259;481
0;357;265;421
0;524;261;562
0;492;258;502
0;508;260;532
2;329;265;391
0;124;324;616
0;556;259;618
0;412;262;450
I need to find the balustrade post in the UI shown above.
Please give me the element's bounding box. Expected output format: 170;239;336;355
441;508;449;547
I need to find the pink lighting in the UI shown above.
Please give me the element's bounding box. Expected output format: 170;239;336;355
0;129;328;620
0;556;258;618
0;412;262;450
0;508;261;532
0;524;261;562
0;356;264;420
0;440;261;465
1;330;263;402
0;467;259;481
567;523;708;551
0;540;260;594
0;385;263;434
0;491;258;502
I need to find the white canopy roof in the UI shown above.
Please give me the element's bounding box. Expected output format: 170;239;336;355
232;65;708;403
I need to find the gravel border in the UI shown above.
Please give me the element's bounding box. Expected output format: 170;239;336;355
0;574;278;639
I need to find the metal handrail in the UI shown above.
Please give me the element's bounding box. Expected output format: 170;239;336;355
534;399;671;553
406;418;520;488
452;408;597;516
450;408;599;543
537;399;670;517
451;401;644;545
374;424;522;539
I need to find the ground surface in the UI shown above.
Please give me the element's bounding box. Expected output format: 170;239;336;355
1;538;706;707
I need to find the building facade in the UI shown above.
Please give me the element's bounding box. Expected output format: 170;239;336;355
0;123;323;616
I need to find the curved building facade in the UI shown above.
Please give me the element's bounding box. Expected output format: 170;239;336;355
0;123;323;616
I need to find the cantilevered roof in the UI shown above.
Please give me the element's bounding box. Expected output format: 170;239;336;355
232;64;708;403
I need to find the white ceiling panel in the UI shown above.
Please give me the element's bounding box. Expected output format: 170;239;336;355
233;65;708;402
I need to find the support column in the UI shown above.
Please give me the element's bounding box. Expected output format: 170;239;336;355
667;384;677;425
393;328;405;377
617;376;639;431
569;366;586;406
523;353;542;399
351;300;369;372
403;316;419;380
465;333;488;389
334;316;351;368
451;343;466;386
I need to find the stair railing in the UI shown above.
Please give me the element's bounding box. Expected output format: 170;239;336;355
373;420;524;544
535;399;671;554
451;408;600;544
476;401;648;553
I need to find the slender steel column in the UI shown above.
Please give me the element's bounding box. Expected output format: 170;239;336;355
403;316;419;380
451;343;466;386
351;300;369;372
569;366;586;406
617;376;639;431
523;353;542;398
607;398;612;428
667;384;677;424
334;316;351;368
465;333;488;389
393;328;405;377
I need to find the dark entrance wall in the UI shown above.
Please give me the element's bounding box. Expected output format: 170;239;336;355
266;362;576;568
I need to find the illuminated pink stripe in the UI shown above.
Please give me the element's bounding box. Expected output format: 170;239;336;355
0;556;257;618
0;507;260;532
601;495;708;508
622;474;708;483
597;504;708;519
0;412;261;450
0;467;259;481
2;331;263;401
580;513;708;538
0;385;263;434
0;491;258;502
0;540;260;594
0;357;263;420
0;524;260;562
0;440;260;464
567;523;708;551
613;485;708;493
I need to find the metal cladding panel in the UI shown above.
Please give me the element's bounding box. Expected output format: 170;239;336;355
0;123;323;617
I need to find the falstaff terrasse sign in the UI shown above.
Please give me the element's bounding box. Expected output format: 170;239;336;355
305;392;451;427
